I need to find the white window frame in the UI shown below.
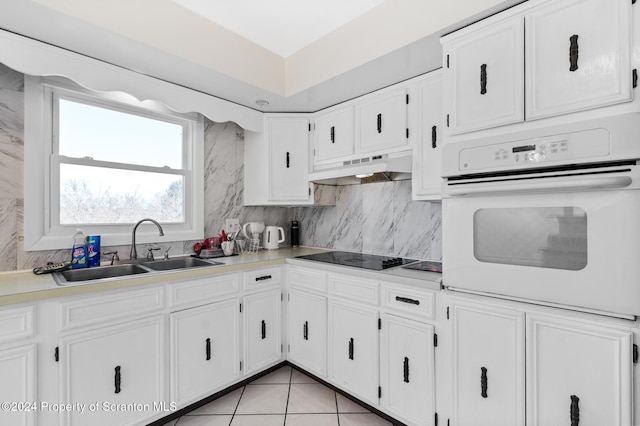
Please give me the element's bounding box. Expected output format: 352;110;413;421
24;76;204;251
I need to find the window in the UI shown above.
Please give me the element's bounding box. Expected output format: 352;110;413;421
24;76;204;250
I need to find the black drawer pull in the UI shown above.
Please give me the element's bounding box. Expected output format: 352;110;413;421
286;152;290;168
431;126;437;149
403;357;410;383
303;321;308;340
570;395;580;426
114;365;121;394
348;337;354;360
480;64;487;95
395;296;420;305
261;320;266;339
481;367;488;398
330;126;335;143
569;34;579;72
206;338;212;361
255;275;272;281
377;113;382;133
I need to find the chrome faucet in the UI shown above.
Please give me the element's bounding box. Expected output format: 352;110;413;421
130;218;164;260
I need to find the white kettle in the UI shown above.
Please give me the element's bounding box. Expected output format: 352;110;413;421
242;222;265;240
263;226;285;250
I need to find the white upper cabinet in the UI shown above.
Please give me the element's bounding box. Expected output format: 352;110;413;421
443;16;525;135
356;88;409;155
412;71;444;201
525;0;632;119
313;106;355;164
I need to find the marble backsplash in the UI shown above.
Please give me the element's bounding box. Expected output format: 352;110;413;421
0;62;442;271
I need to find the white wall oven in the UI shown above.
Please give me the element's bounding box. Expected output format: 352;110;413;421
442;116;640;318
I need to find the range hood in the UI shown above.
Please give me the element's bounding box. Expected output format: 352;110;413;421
308;153;412;185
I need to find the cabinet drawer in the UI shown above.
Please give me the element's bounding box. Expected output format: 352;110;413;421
59;286;163;331
0;306;34;344
169;273;240;309
288;267;327;293
243;267;282;292
382;284;435;320
328;274;378;305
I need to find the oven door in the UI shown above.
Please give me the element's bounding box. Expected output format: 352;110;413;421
443;164;640;317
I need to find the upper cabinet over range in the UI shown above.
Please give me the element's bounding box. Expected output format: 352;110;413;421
442;0;635;138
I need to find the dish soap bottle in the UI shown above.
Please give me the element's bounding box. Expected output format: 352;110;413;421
71;229;88;269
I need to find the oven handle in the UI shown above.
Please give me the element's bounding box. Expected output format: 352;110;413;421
446;175;632;196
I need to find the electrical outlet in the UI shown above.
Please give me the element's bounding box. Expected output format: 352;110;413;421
225;218;240;233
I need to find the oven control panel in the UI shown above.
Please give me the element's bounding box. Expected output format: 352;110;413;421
459;128;611;172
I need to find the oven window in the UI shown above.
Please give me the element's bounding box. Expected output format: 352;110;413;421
474;207;587;270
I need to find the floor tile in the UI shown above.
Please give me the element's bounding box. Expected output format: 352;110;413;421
286;384;337;414
285;413;339;426
160;419;179;426
185;388;244;415
235;384;289;414
290;368;318;384
249;366;292;384
339;413;393;426
336;393;370;413
175;415;232;425
230;414;285;425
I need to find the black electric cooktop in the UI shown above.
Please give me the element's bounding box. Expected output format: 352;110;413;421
296;251;417;271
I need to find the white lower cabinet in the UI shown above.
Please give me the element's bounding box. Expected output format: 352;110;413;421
328;300;379;405
380;314;435;426
288;288;327;377
58;316;164;426
0;344;36;426
448;295;633;426
170;298;240;406
243;288;282;375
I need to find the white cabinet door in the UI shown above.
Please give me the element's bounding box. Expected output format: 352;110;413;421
444;16;524;134
525;0;632;120
0;344;36;426
288;289;327;377
412;71;443;201
268;118;310;201
526;313;632;426
243;289;282;375
170;298;240;406
380;314;435;426
328;300;379;405
59;316;164;426
313;106;354;164
451;300;525;426
356;88;408;155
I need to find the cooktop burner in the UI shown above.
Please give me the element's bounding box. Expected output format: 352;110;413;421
296;251;416;271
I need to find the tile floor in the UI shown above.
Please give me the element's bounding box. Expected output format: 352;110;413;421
161;365;396;426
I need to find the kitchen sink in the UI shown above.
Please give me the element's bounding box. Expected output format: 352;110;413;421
54;263;150;285
141;257;224;271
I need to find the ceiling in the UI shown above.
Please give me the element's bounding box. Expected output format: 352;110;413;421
0;0;523;113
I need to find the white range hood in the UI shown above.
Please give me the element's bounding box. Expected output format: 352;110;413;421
308;153;412;185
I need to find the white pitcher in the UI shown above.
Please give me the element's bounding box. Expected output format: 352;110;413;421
263;226;285;250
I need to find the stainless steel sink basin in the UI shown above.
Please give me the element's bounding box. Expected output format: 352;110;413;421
54;263;150;285
141;257;223;271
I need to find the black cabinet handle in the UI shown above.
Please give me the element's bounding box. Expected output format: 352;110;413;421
480;64;487;95
431;126;437;149
395;296;420;305
206;338;212;361
348;338;354;360
303;321;308;340
114;366;121;394
255;275;272;282
481;367;488;398
286;152;290;168
569;34;579;72
330;126;335;143
403;357;410;383
261;320;266;340
377;114;382;133
570;395;580;426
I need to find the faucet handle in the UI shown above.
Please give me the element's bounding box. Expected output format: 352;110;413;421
164;247;171;260
146;247;161;261
103;251;119;265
